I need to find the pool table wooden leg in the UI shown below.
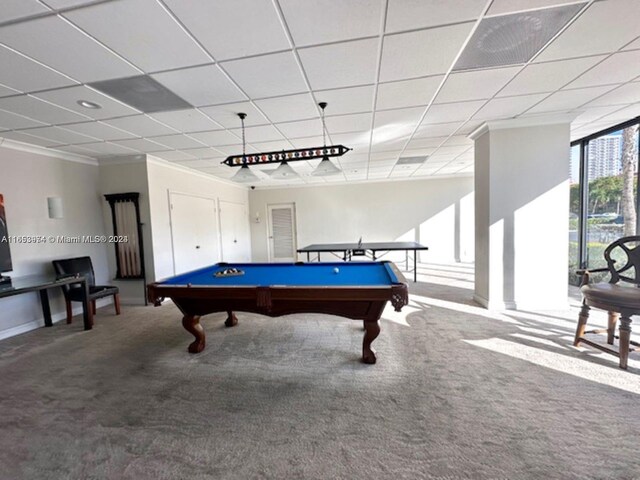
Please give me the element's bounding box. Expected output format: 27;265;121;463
225;310;238;327
362;320;380;364
182;315;205;353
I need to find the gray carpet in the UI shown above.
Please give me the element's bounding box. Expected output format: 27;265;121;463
1;263;639;480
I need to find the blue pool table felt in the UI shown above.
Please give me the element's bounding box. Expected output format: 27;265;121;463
161;262;400;287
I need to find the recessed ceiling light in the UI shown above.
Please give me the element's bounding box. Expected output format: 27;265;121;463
77;100;102;109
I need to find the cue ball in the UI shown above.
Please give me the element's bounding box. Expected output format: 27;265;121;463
333;267;339;274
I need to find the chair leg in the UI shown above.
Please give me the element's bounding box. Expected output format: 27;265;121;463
114;293;121;315
574;303;590;346
607;312;619;345
618;316;632;370
65;300;73;324
91;300;96;316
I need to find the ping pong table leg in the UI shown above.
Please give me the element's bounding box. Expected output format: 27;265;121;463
306;252;310;262
414;249;417;282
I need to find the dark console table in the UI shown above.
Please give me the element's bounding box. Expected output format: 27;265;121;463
0;274;92;330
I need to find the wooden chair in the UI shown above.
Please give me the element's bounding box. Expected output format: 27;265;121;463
574;235;640;369
52;256;120;323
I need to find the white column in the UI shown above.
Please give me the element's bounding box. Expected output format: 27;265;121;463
470;115;574;310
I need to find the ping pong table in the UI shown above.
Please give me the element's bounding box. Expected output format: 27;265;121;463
297;241;428;282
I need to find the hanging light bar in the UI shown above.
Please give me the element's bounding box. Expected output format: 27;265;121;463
223;144;351;167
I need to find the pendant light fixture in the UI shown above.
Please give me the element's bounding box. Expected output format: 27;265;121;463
231;113;260;184
312;102;342;177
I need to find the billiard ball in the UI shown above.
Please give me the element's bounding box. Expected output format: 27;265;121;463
333;267;339;274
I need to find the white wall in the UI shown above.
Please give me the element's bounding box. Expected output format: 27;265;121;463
248;176;475;265
146;156;250;281
0;143;109;338
99;158;153;305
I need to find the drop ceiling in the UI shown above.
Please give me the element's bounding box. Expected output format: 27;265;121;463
0;0;638;186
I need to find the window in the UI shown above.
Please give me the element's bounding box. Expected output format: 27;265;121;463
570;118;640;285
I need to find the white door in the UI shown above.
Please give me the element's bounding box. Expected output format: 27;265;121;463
170;193;220;274
267;203;296;262
219;200;251;263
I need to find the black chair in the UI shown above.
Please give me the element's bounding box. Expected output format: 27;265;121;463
574;236;640;369
52;256;120;324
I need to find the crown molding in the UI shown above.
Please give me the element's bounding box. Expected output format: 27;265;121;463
146;155;248;189
0;136;98;165
468;112;579;141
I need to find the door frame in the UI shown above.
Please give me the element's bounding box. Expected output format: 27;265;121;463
168;190;221;275
266;202;297;262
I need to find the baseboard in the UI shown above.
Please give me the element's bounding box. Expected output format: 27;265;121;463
473;294;516;310
0;297;112;341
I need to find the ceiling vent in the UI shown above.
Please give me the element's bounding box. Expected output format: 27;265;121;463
453;3;585;71
89;75;192;113
396;156;428;165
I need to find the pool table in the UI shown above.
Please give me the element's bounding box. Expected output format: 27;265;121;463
147;261;408;364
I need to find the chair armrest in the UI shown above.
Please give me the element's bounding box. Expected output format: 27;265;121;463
576;267;610;287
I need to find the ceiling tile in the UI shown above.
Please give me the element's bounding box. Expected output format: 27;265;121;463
597;103;640;124
422;101;485;124
0;0;50;23
0;130;61;147
64;0;210;72
188;129;241;146
53;144;100;156
199;102;269;129
0;108;48;129
254;93;318;123
572;105;627;125
212;143;256;155
379;23;473;82
42;0;102;8
386;0;485;33
299;38;379;90
525;85;617;114
0;84;20;98
406;136;448;149
33;85;141;119
0;15;140;82
536;0;640;61
585;82;640;107
222;51;308;98
499;56;606;96
180;148;221;160
280;0;382;46
110;138;167;152
232;125;284;143
152;65;246;107
414;122;464;138
487;0;585;16
289;135;324;148
147;134;205;149
315;86;374;115
247;140;294;152
173;158;221;168
376;76;443;110
102;115;179;137
325;113;372;134
0;95;89;124
436;67;520;103
19;125;99;144
623;37;640;51
61;121;137;140
148;109;222;133
163;0;289;61
566;50;640;89
275;118;323;139
472;94;548;121
73;141;139;155
152;150;197;161
0;44;77;92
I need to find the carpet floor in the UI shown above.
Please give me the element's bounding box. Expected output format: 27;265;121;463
0;263;639;480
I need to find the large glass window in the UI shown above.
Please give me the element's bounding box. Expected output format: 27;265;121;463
569;120;639;285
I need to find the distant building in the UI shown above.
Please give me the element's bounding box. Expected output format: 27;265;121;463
587;134;623;180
